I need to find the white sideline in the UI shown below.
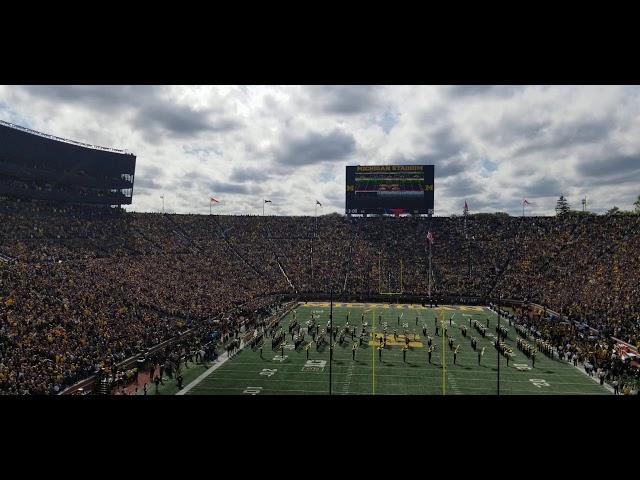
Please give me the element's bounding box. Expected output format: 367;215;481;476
176;341;244;395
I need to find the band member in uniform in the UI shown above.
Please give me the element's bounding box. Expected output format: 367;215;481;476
281;344;285;359
422;325;427;337
306;342;311;359
352;343;357;360
416;315;419;326
427;335;433;347
435;324;439;336
378;345;383;362
478;347;485;365
403;345;407;363
428;345;433;364
453;345;460;365
260;344;263;359
532;349;536;368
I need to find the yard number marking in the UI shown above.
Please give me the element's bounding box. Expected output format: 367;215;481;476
513;363;532;371
259;369;278;377
529;378;550;388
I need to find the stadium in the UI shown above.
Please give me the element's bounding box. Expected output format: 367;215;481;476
0;91;639;397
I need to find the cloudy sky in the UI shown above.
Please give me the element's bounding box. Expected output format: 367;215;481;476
1;85;639;216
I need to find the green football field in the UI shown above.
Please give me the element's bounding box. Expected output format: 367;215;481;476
157;303;611;396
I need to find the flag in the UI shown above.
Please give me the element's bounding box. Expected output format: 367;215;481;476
523;198;531;205
210;197;219;203
316;200;322;206
463;200;469;214
426;231;434;244
264;199;272;203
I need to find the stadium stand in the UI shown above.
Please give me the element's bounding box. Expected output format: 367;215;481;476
0;200;639;394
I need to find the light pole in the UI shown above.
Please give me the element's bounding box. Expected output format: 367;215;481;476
497;294;501;396
329;286;334;396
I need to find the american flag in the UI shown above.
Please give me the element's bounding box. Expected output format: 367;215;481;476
523;198;531;205
210;197;219;203
464;200;469;214
426;231;434;244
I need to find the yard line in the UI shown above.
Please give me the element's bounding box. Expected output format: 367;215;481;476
177;342;243;395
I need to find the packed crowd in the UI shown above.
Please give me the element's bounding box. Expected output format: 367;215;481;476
501;305;640;394
1;199;639;394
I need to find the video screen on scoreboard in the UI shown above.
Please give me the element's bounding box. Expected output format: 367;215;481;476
346;165;434;215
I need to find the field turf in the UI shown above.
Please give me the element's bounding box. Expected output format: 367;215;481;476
161;303;611;396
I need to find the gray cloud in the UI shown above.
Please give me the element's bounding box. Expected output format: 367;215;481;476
515;120;613;156
206;179;250;195
230;166;270;183
274;129;356;166
134;177;163;190
18;85;242;140
303;85;383;115
447;85;523;98
3;85;639;216
133;103;241;139
441;176;485;197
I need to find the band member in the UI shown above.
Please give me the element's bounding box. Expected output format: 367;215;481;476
352;343;357;360
427;336;433;347
531;350;536;367
416;315;419;326
422;325;427;336
478;347;485;365
403;346;407;363
428;345;433;364
435;324;439;336
306;343;310;359
378;346;383;362
260;344;263;359
453;345;460;365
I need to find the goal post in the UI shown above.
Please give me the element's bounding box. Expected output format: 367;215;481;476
377;257;406;295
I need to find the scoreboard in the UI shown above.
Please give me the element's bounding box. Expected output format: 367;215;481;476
345;165;434;215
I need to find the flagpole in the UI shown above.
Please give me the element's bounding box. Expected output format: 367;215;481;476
263;200;265;217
